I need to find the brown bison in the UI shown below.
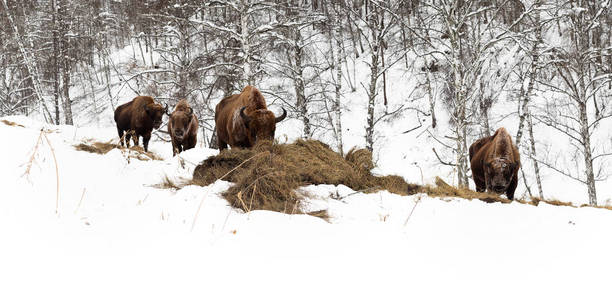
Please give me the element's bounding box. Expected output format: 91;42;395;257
168;99;198;156
114;96;167;152
469;127;521;200
215;85;287;150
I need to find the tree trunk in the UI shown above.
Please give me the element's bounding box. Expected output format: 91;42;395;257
333;20;344;155
527;113;543;198
1;0;53;123
293;28;310;139
578;100;597;205
52;0;61;125
62;66;73;125
365;42;379;152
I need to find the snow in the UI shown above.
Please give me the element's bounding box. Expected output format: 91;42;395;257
1;116;611;299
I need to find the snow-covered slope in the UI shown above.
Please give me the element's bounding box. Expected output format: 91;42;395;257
1;116;611;300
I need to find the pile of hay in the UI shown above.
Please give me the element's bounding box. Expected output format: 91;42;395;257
74;140;161;161
192;140;421;215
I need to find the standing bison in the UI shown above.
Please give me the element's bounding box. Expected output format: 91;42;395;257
114;96;167;152
168;99;198;156
469;127;521;200
215;85;287;150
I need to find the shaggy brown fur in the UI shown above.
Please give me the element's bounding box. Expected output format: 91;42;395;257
114;96;167;152
215;85;287;150
168;99;198;156
469;127;521;200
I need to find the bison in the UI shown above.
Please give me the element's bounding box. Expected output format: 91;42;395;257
215;85;287;150
114;96;167;152
469;127;521;200
168;99;198;156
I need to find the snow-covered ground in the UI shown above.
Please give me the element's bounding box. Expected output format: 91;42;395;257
1;116;611;300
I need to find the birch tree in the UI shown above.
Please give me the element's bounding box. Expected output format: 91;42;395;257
533;0;612;205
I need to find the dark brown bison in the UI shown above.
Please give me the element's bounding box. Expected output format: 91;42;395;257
168;99;198;156
469;127;521;200
114;96;167;152
215;85;287;150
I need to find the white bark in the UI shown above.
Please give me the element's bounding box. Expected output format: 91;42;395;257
333;22;344;155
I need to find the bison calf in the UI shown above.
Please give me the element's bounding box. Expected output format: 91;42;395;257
168;99;198;156
469;127;521;200
215;85;286;150
114;96;167;152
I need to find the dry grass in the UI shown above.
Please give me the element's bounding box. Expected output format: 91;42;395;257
74;140;161;161
425;178;612;211
423;177;512;204
151;174;185;190
583;204;612;211
1;119;25;127
191;139;612;217
192;139;420;216
531;197;575;207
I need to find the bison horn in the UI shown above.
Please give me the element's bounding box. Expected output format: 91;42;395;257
275;107;287;123
240;106;251;124
164;103;170;116
187;107;194;117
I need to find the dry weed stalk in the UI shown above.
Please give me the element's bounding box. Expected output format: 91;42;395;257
42;132;60;214
74;188;86;214
404;195;422;226
22;129;60;214
22;130;44;179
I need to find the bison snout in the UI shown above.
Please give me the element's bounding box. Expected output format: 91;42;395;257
492;185;506;193
153;121;162;129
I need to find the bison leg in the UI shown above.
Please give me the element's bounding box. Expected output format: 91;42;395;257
185;136;196;151
506;174;518;200
474;177;486;193
124;132;132;148
143;132;151;152
117;128;125;147
171;139;179;156
218;140;228;151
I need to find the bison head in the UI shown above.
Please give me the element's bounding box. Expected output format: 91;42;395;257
170;107;194;142
145;103;167;129
240;106;286;145
484;158;517;194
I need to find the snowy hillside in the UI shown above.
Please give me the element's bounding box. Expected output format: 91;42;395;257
1;116;611;300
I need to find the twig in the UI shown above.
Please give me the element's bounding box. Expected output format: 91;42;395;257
249;184;256;212
402;124;423;134
74;188;86;214
42;132;60;215
432;147;456;166
22;130;44;179
403;196;422;226
236;191;249;212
